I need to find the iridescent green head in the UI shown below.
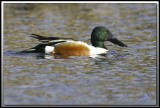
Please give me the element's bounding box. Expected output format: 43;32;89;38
91;26;127;49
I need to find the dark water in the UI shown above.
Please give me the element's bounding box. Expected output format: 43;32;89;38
3;3;157;105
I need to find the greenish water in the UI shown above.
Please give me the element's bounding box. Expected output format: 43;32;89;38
3;3;157;105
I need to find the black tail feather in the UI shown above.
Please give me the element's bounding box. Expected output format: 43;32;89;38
20;49;38;53
21;40;67;53
21;34;74;53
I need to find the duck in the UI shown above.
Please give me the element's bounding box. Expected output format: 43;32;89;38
22;26;127;58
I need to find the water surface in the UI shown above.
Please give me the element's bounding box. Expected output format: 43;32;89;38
3;3;157;105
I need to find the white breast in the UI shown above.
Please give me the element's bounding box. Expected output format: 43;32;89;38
89;46;108;56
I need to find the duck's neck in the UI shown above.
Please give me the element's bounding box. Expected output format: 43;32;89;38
91;40;107;49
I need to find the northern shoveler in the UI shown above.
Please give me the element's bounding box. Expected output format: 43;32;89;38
22;26;127;58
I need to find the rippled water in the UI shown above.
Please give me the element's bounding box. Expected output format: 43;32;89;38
3;3;157;105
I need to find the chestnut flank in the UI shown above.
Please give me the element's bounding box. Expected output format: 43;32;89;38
52;42;90;57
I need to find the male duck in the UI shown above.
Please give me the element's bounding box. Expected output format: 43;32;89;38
23;26;127;57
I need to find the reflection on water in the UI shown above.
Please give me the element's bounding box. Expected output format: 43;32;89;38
3;3;157;105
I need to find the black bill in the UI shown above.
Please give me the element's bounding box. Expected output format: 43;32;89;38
108;37;127;47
